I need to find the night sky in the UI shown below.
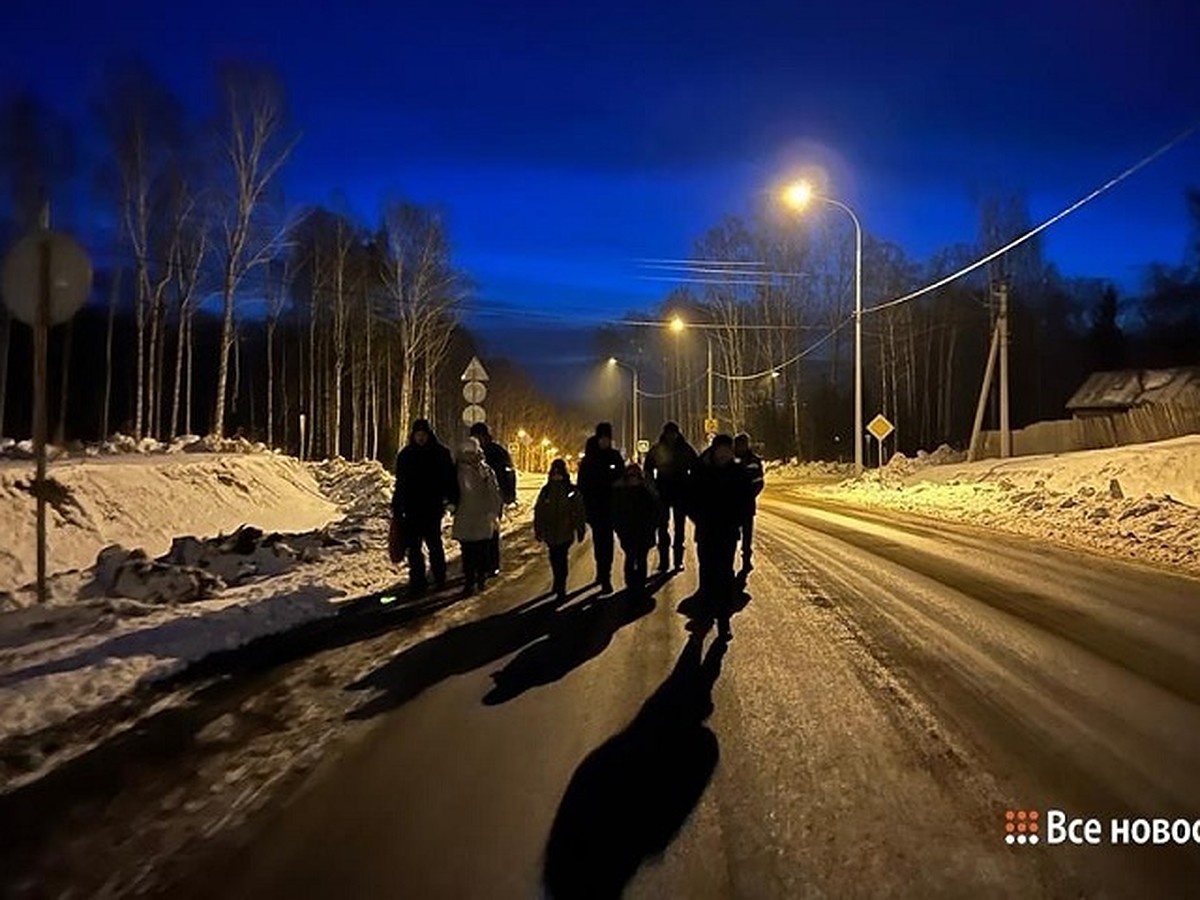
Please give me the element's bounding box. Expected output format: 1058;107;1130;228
6;0;1200;394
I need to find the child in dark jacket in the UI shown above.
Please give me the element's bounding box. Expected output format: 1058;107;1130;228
534;459;587;600
611;463;662;594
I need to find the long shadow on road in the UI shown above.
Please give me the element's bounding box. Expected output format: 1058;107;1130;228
543;631;728;900
344;585;598;721
483;575;675;706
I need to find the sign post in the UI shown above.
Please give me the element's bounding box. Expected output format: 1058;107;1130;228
460;356;490;431
866;413;895;470
1;225;93;603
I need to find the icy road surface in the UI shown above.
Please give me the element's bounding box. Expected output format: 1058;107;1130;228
3;488;1198;898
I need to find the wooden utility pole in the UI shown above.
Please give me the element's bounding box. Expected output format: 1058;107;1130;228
998;280;1011;458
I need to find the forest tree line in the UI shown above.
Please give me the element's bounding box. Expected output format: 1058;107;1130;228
599;191;1200;460
0;60;585;465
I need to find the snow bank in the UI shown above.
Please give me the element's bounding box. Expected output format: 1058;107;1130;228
0;455;339;595
809;436;1200;575
0;456;539;787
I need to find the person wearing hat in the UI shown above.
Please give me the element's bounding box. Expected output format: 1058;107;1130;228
644;421;698;572
392;418;458;591
452;437;504;597
687;433;753;640
733;432;765;576
576;422;625;595
611;462;662;594
534;458;587;601
468;421;517;578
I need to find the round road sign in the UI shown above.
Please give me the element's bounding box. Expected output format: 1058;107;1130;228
461;404;487;426
1;232;93;326
462;381;487;404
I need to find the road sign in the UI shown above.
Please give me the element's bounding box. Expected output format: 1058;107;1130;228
1;232;93;326
636;439;650;455
867;413;894;442
462;381;487;404
462;404;487;426
461;356;489;382
704;417;719;435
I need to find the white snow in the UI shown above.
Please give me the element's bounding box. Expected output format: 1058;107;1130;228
0;452;537;786
798;435;1200;576
0;454;339;593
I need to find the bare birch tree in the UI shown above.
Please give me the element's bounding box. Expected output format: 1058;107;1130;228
212;66;295;438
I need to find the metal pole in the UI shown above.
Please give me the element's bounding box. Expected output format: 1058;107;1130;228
853;212;863;477
632;367;639;461
706;334;713;428
34;221;50;604
998;280;1011;459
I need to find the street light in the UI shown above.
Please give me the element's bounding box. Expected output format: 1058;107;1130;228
669;317;714;437
783;179;864;475
607;356;640;458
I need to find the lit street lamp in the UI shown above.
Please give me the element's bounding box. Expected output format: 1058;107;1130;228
607;357;641;458
783;179;864;475
669;316;715;437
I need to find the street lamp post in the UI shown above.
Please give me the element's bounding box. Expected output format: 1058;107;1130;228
670;315;716;439
783;181;864;475
607;357;640;459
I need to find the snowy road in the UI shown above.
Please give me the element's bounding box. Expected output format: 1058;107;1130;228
4;488;1200;898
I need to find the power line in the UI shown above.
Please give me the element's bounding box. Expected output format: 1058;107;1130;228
862;119;1200;316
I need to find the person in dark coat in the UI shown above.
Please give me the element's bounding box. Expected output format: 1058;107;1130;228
576;422;624;595
469;422;517;578
534;458;587;600
687;433;752;640
611;463;662;594
644;421;698;572
391;418;458;590
733;432;765;575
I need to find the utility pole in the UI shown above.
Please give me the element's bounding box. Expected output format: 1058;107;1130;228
706;334;713;428
998;279;1011;458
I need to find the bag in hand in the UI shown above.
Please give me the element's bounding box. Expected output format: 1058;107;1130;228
388;516;407;564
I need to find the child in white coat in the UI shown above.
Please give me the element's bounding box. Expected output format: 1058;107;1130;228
453;438;503;595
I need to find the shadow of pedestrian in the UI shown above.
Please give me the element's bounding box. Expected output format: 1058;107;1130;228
481;584;661;706
343;588;590;721
676;589;751;633
542;631;727;900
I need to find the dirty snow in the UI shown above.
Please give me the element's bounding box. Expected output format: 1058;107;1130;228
801;435;1200;576
0;452;537;784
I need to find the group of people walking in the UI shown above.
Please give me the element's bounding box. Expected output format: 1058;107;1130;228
390;416;763;638
537;420;763;639
390;419;516;597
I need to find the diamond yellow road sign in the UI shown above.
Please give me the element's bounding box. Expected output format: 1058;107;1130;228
868;415;897;444
867;413;894;442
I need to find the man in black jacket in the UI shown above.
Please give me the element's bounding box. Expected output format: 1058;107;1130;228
644;421;698;572
687;433;752;640
392;418;458;590
469;422;517;577
576;422;624;595
733;432;765;576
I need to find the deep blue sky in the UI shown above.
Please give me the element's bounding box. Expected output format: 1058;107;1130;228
6;0;1200;393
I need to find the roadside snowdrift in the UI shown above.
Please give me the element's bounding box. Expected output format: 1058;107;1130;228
804;435;1200;575
0;455;339;594
0;454;538;788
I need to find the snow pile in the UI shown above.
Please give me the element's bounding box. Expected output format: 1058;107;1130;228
768;459;856;481
0;455;540;787
3;432;277;461
0;455;340;596
812;436;1200;575
308;457;395;522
